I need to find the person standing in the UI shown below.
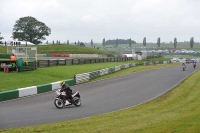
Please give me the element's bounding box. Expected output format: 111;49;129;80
10;53;17;61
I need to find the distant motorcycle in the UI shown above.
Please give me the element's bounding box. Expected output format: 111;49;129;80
193;63;196;69
54;89;81;109
182;65;186;71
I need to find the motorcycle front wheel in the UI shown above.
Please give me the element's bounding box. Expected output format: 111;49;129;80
54;99;64;109
73;96;81;107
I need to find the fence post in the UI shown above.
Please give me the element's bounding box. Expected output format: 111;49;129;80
34;61;37;69
48;60;50;67
65;59;67;65
37;60;40;67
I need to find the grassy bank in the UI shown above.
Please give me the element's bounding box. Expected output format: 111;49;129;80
1;62;199;133
0;45;117;55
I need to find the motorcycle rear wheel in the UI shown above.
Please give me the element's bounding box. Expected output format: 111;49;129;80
73;96;81;107
54;99;64;109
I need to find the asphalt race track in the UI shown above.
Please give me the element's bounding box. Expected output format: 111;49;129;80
0;64;199;128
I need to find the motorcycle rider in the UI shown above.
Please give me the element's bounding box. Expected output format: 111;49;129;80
182;62;186;69
60;80;73;106
193;62;196;68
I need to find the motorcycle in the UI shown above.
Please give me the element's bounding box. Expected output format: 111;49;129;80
193;63;196;69
54;89;81;109
182;65;186;71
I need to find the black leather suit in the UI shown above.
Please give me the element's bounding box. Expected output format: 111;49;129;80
61;83;73;102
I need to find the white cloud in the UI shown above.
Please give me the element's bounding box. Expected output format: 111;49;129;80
1;0;200;43
81;15;93;23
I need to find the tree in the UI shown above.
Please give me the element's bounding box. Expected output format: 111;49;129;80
143;37;146;47
12;16;51;45
0;32;4;44
116;38;118;47
190;37;194;48
102;38;105;47
105;39;136;45
129;38;132;47
174;38;177;48
157;37;161;47
91;39;93;47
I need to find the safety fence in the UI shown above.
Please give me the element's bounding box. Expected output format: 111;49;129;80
37;57;133;67
75;63;139;84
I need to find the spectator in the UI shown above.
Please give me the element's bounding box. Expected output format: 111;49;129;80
10;41;13;46
10;53;17;61
4;41;6;46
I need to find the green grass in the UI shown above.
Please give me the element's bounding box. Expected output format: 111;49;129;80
0;60;139;92
1;62;200;133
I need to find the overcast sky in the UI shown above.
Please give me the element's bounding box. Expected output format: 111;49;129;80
1;0;200;43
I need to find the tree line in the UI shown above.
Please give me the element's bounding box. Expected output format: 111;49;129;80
105;39;136;45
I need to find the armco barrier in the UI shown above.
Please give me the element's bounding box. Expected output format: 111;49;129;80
0;78;75;102
75;63;137;84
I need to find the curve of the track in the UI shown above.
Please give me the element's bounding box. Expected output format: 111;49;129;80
0;64;199;128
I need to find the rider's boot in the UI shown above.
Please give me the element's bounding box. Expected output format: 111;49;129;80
65;100;70;106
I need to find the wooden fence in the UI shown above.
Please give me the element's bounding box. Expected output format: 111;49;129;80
37;57;133;67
